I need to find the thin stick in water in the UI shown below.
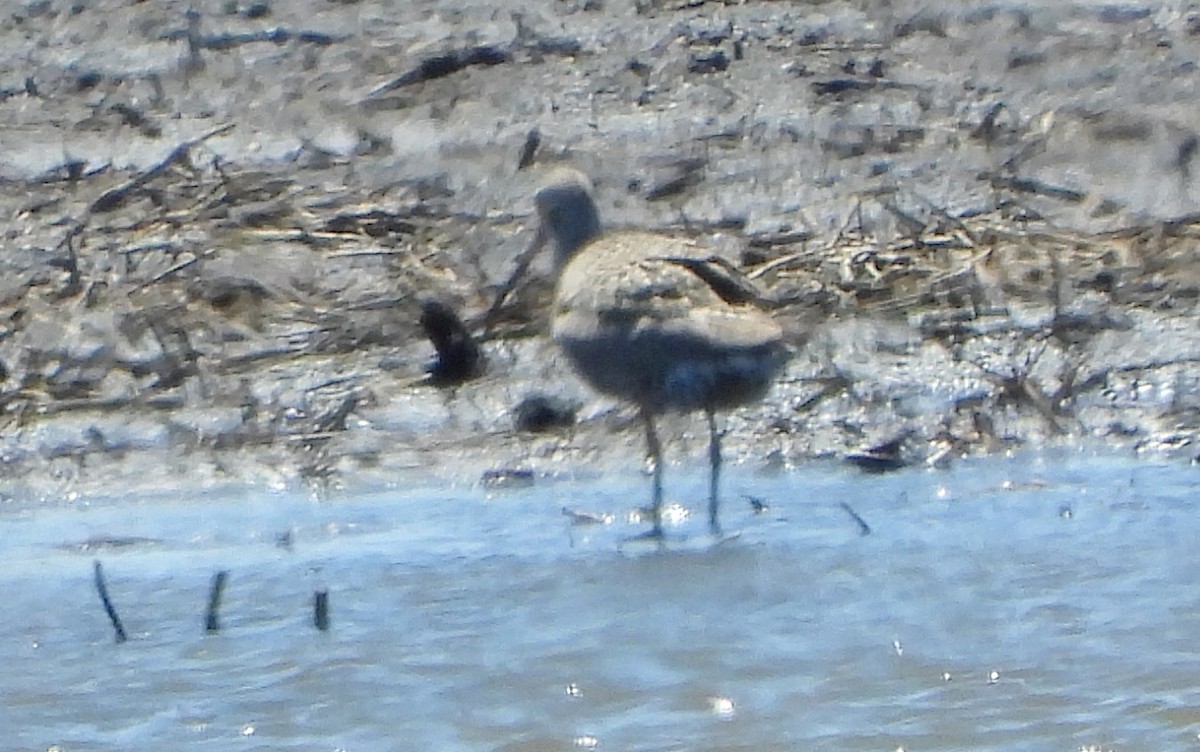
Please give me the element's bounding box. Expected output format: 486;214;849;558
92;560;128;644
205;570;229;633
313;590;330;631
839;501;872;536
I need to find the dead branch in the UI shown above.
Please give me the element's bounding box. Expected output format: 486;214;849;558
90;123;235;214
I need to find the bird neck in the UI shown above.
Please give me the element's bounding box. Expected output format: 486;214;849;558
552;206;602;270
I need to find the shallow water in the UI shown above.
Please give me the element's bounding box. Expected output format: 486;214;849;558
5;450;1200;751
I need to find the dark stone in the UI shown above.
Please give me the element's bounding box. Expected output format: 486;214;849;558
845;433;911;473
481;468;535;489
514;393;577;433
76;70;103;91
688;49;729;75
420;299;484;386
517;128;540;170
244;2;271;19
811;78;875;97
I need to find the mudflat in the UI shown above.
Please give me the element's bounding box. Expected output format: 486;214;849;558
2;0;1199;500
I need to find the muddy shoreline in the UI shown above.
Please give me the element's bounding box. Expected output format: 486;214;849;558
3;1;1200;502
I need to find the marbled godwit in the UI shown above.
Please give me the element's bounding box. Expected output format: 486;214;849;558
532;169;789;538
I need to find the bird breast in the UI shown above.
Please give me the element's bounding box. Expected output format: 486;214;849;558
551;231;787;411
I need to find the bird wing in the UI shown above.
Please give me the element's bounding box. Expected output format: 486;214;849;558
556;234;713;326
555;231;780;348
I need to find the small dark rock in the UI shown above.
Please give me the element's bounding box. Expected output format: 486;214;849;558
76;70;103;91
1007;50;1046;70
845;452;908;473
517;127;540;170
644;158;706;201
25;0;51;18
420;299;484;386
58;535;163;553
530;35;583;57
811;78;874;97
1095;5;1150;23
190;276;273;311
244;2;271;19
482;468;535;489
845;433;911;473
688;49;729;75
1175;134;1198;176
110;103;163;138
563;506;611;525
895;11;948;37
384;45;511;90
1080;270;1118;294
514;393;577;433
64;158;86;181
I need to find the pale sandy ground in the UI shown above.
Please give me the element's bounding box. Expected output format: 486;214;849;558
3;0;1200;502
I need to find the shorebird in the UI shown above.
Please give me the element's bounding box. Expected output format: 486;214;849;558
529;168;790;539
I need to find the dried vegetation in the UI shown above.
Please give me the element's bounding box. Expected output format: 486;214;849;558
4;0;1200;494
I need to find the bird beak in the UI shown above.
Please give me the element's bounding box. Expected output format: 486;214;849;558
516;221;550;274
481;220;550;334
527;222;549;256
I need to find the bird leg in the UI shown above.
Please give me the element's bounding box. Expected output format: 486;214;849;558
643;409;665;539
707;409;722;536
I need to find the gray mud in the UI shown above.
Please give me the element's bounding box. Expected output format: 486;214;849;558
3;0;1200;501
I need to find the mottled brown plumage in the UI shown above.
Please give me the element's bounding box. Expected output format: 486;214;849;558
533;169;789;538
